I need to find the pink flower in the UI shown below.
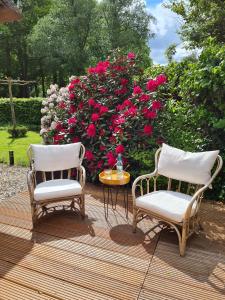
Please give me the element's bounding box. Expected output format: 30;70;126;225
124;106;137;117
127;52;135;60
116;144;125;154
68;117;77;125
85;150;94;160
152;100;162;110
99;87;107;94
88;98;95;106
139;94;150;102
114;116;126;125
155;74;167;85
144;125;153;136
133;86;142;95
99;105;109;115
91;113;100;122
87;124;96;137
146;79;158;92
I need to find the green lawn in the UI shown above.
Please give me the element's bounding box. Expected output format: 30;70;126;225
0;130;42;166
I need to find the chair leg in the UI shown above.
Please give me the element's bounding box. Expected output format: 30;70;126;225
31;202;37;230
133;207;137;233
80;195;85;219
179;222;188;257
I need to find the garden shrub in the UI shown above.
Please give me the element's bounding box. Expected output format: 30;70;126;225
0;98;43;128
8;125;28;138
41;51;167;180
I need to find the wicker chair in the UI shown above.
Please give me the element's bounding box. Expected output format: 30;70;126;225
132;144;223;256
27;143;86;228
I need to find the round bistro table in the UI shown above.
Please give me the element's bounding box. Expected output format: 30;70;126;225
99;170;130;218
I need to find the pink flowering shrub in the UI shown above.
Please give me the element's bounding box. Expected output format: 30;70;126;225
41;52;167;179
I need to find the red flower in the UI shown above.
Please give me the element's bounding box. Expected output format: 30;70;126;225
53;134;64;144
78;102;84;109
91;113;100;122
143;109;157;119
116;104;125;111
97;160;103;169
133;86;142;95
87;123;96;137
99;129;105;136
155;74;167;85
99;105;109;115
139;94;150;102
100;144;106;151
152;100;162;110
69;104;76;114
69;93;75;100
114;116;126;125
55;122;63;131
123;99;132;107
124;106;137;117
146;79;158;92
69;127;75;134
143;125;153;136
71;78;80;85
68;117;77;125
72;137;80;143
88;67;96;74
68;83;74;91
106;152;116;167
58;102;66;109
88;98;95;106
85;150;94;160
127;52;135;60
120;78;129;86
99;87;107;94
115;144;125;154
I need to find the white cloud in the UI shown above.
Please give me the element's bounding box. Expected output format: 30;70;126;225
147;1;190;64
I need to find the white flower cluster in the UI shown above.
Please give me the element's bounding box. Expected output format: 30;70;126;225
40;84;69;136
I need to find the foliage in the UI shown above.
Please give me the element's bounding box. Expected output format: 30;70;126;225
166;0;225;47
41;52;167;180
8;125;28;138
0;129;41;166
0;98;43;128
165;43;177;63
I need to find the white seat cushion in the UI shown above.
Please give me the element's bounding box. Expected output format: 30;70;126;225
34;179;82;201
135;190;196;222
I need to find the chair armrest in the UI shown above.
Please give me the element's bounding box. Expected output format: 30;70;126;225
132;170;158;202
78;165;86;189
27;170;36;200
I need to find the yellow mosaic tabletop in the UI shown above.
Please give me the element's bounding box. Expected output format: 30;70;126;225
99;170;130;186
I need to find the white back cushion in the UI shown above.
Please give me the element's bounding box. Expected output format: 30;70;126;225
158;143;219;185
31;143;82;171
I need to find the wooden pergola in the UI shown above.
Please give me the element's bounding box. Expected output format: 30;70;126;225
0;0;22;23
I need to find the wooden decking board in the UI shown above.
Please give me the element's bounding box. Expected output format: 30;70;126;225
0;190;224;300
0;278;58;300
0;260;117;300
0;223;150;272
0;233;145;286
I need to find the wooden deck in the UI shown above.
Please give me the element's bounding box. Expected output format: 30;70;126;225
0;184;224;300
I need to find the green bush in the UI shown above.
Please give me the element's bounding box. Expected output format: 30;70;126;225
0;98;43;128
7;125;28;138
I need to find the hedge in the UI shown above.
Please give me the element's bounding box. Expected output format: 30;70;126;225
0;98;43;128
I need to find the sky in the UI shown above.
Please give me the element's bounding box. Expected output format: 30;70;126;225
146;0;190;64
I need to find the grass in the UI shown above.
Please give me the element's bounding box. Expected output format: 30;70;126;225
0;129;42;166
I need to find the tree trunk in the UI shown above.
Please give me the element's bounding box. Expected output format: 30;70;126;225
8;77;17;129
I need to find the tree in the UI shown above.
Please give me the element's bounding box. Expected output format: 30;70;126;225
165;43;177;63
165;0;225;48
0;0;51;97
